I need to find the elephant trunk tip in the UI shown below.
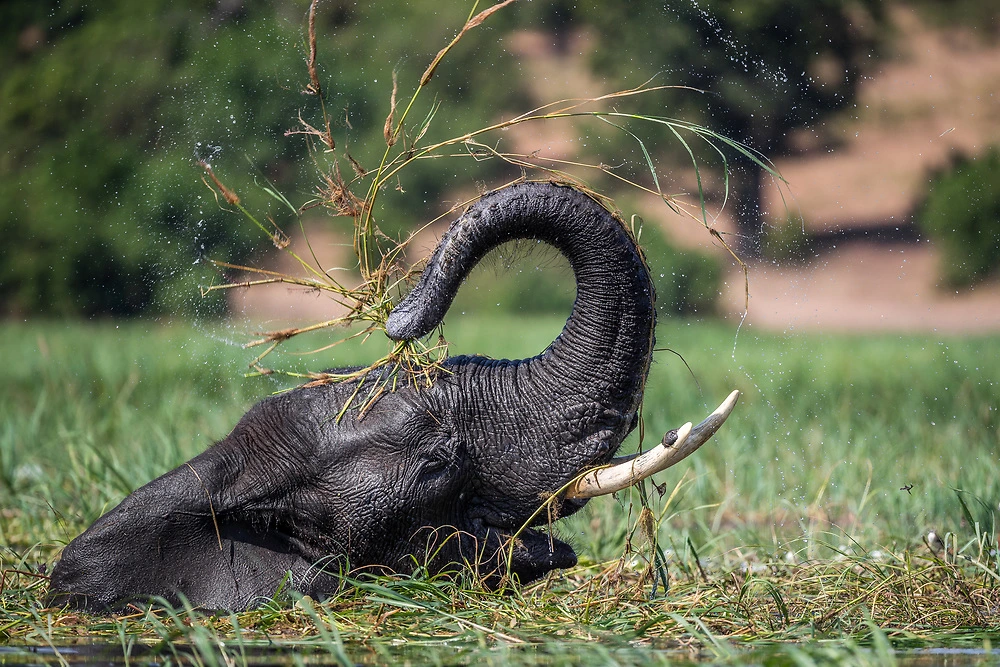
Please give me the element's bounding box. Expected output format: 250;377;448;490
385;273;451;341
384;300;431;341
384;311;415;341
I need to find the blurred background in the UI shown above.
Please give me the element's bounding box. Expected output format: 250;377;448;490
3;0;999;333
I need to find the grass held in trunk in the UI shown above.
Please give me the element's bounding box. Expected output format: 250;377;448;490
196;0;774;400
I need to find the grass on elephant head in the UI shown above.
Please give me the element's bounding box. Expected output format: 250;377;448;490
1;317;998;662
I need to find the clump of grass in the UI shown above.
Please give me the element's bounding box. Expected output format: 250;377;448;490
3;536;997;656
197;0;781;416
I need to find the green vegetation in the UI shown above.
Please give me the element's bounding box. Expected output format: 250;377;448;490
568;0;886;255
2;0;888;317
639;221;722;316
2;318;997;662
917;148;1000;288
0;0;522;317
760;213;812;264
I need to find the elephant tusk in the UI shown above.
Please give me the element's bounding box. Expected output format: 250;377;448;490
565;389;741;499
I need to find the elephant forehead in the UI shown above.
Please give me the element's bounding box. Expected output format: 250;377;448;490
237;383;438;459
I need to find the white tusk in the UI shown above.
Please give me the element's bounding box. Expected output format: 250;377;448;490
565;389;741;499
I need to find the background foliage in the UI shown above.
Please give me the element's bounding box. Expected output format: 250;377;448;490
917;148;1000;287
565;0;886;256
1;0;523;317
3;0;999;319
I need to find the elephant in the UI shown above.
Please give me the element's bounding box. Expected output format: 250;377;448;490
47;181;738;612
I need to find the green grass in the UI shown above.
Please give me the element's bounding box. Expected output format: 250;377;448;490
2;316;998;664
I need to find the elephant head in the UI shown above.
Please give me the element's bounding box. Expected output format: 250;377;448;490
48;182;737;612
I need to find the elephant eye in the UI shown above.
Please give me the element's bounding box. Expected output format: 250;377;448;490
418;440;463;481
420;456;448;476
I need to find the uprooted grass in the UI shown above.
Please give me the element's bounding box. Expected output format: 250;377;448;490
1;318;998;660
194;0;774;419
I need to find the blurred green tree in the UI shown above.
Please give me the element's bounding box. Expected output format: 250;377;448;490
0;0;523;316
569;0;886;257
2;0;292;315
917;148;1000;287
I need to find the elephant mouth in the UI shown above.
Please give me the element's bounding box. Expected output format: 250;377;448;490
433;391;741;586
466;517;577;584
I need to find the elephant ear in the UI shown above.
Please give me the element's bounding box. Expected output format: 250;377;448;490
47;457;331;612
46;382;321;611
47;381;451;612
